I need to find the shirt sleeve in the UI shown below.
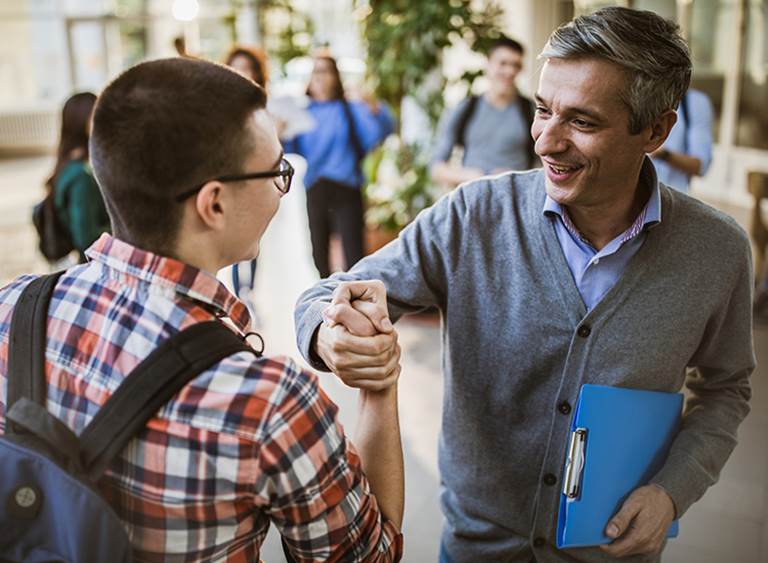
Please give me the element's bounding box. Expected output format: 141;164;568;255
349;101;395;153
685;90;714;176
255;360;403;562
429;102;465;166
295;184;469;368
650;226;754;516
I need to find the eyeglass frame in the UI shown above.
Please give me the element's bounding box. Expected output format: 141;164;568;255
174;156;294;202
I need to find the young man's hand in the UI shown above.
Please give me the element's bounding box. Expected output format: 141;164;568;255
315;281;401;391
601;484;676;557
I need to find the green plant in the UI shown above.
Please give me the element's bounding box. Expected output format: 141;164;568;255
363;136;441;233
357;0;504;126
357;0;504;234
250;0;315;72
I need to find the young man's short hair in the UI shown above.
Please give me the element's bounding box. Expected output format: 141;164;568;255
90;58;267;255
488;35;525;57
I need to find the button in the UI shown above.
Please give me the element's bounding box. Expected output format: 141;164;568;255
558;401;572;415
533;537;546;548
543;473;557;486
592;258;600;265
577;324;591;338
7;484;42;519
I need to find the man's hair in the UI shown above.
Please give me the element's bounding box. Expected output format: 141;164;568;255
539;6;691;134
90;57;267;255
488;35;525;57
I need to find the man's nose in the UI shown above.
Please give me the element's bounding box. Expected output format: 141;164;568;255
533;118;569;156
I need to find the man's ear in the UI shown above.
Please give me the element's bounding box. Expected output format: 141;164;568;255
643;109;677;153
193;181;227;230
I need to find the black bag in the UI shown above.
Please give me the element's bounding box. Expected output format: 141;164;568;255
1;273;252;562
31;192;74;261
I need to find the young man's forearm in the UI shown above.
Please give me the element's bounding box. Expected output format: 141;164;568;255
356;385;404;528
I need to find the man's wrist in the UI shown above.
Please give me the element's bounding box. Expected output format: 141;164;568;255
649;483;678;519
308;323;331;371
655;148;670;161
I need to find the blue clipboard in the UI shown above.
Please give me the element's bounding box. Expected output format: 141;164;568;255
556;384;683;549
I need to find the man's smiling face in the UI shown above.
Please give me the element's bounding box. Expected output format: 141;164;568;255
532;57;651;211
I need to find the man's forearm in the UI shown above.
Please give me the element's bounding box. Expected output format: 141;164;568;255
659;150;702;177
430;161;484;187
356;385;404;528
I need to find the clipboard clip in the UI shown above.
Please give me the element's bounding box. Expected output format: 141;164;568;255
563;427;587;499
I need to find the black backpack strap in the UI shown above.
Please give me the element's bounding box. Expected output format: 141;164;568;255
79;321;252;481
454;95;479;149
341;98;365;165
7;272;65;412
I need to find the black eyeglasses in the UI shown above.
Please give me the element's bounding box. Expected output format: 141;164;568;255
175;157;294;202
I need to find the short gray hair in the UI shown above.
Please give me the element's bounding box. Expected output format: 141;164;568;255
539;7;691;133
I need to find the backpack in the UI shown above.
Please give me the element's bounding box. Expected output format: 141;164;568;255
0;273;252;562
453;94;537;169
341;98;365;165
32;192;74;262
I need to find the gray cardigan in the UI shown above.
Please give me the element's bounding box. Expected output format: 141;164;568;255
294;169;754;562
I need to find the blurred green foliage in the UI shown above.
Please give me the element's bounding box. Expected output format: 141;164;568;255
358;0;504;127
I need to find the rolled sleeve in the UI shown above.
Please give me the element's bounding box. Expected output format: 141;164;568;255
255;361;402;561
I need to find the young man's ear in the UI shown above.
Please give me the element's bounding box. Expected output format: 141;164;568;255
643;109;677;154
193;181;227;229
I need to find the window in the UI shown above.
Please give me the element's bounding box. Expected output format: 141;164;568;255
736;0;768;149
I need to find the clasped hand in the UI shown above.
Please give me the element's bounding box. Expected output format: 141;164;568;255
601;484;676;557
315;280;401;391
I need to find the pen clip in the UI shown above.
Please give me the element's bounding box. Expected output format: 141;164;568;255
563;427;587;500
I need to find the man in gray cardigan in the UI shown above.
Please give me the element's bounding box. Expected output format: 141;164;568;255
294;7;754;563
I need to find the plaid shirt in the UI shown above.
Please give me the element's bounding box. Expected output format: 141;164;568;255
0;234;402;562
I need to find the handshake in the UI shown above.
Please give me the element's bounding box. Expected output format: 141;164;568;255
314;280;401;392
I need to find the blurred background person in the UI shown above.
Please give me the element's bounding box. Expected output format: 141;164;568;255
282;55;394;279
224;45;268;302
650;88;713;194
47;92;109;263
430;36;537;189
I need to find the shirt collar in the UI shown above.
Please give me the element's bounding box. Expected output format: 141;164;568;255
542;156;662;242
85;234;251;332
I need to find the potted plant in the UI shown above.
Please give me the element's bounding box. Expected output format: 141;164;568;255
356;0;504;248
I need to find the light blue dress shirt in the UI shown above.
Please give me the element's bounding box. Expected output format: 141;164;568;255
543;160;662;311
651;89;713;193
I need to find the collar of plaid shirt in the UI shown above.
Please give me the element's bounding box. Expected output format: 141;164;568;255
85;234;252;332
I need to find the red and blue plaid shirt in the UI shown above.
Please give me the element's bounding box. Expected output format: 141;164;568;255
0;234;402;562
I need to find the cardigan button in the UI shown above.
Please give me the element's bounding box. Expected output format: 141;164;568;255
577;324;591;338
543;473;557;486
533;537;546;548
558;401;572;415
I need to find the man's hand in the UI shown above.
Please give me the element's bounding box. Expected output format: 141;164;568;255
315;281;400;391
601;484;676;557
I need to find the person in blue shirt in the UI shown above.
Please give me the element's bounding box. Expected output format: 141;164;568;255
282;55;394;278
650;88;713;193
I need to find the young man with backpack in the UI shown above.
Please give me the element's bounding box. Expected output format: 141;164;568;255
0;57;403;561
430;36;538;188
